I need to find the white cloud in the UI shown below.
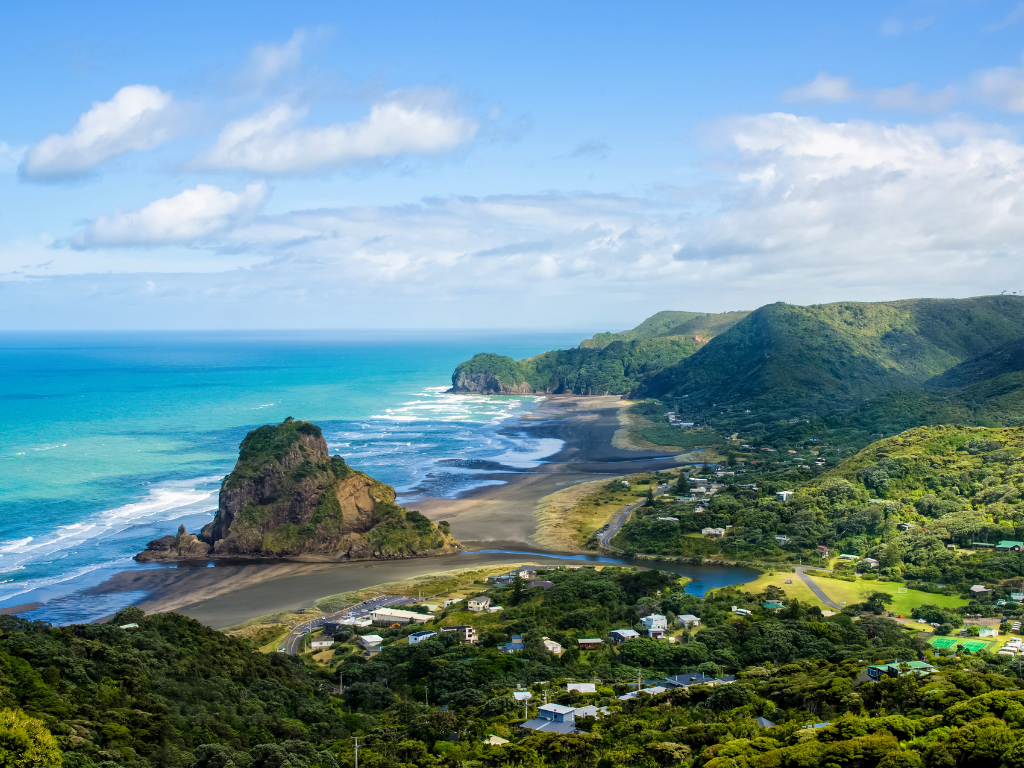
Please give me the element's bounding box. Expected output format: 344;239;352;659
871;82;958;111
20;86;178;179
987;3;1024;31
973;56;1024;112
880;18;903;36
247;29;307;83
0;141;26;172
72;182;267;248
781;72;857;104
196;90;479;173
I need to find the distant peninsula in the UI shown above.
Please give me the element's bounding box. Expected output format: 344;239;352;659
136;418;460;562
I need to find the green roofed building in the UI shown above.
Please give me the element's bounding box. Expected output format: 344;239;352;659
996;541;1024;552
762;601;784;610
866;660;935;681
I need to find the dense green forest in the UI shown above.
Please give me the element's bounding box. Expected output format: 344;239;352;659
7;565;1024;768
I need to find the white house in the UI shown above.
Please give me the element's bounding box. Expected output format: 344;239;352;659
776;491;795;502
657;517;680;523
513;691;532;701
358;634;384;649
679;614;700;628
567;683;596;694
702;527;726;537
732;607;752;617
408;630;437;644
370;608;430;626
641;614;668;638
542;637;563;654
468;596;491;612
970;585;992;594
443;598;461;607
311;639;334;649
860;557;880;569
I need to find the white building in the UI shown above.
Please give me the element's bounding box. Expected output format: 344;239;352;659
641;614;668;638
702;527;726;537
468;596;491;612
542;637;563;654
370;608;430;626
358;634;384;649
567;683;597;693
776;491;795;502
610;629;640;643
679;614;700;628
409;630;437;644
443;598;461;607
311;639;334;649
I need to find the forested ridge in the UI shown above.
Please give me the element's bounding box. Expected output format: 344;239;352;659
7;565;1024;768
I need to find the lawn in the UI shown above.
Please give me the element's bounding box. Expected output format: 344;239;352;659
713;570;822;606
800;577;968;616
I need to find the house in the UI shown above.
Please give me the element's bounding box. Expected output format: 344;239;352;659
979;627;998;638
776;491;794;502
119;623;139;630
610;629;640;643
443;598;461;607
947;544;957;551
513;691;532;701
501;635;526;654
679;614;700;628
702;527;726;537
370;608;431;626
542;637;563;654
762;600;784;610
567;683;597;694
1012;593;1024;602
468;596;491;612
488;606;504;613
970;585;992;594
408;630;437;644
860;558;880;569
513;568;538;579
817;545;831;558
529;580;554;590
419;604;440;613
311;639;334;649
618;686;668;701
971;542;995;549
838;554;859;561
641;614;668;638
521;704;577;734
663;672;736;689
357;634;384;649
486;736;509;745
997;540;1024;552
897;523;917;531
866;660;935;680
578;638;604;650
440;625;478;644
774;535;790;545
657;517;680;523
756;717;775;728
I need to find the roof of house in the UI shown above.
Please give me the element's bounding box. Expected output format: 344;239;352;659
664;672;736;688
578;638;604;643
409;630;436;638
513;691;532;700
756;717;776;728
618;686;668;701
679;614;699;622
359;634;384;644
611;628;639;636
540;703;576;715
998;540;1024;548
486;735;509;745
520;718;576;734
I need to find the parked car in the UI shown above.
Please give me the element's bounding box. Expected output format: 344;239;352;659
918;618;927;624
930;622;941;627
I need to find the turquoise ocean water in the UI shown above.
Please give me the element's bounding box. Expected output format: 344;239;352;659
0;330;584;616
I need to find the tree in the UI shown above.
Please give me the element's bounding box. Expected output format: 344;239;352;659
512;574;527;605
0;709;62;768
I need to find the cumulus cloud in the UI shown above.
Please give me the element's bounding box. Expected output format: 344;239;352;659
20;86;178;179
195;90;479;173
782;72;857;104
72;182;267;248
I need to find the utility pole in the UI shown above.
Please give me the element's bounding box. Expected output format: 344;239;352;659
339;671;343;694
353;737;360;768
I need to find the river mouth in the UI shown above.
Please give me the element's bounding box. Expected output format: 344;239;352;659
462;549;759;597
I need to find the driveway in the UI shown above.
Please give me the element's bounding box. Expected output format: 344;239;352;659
793;565;841;610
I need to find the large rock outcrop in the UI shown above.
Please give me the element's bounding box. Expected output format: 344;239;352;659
135;418;460;561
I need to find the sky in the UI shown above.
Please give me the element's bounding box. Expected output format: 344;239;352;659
3;2;1024;331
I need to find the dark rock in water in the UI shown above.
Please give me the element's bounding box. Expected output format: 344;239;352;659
135;418;460;562
136;525;211;562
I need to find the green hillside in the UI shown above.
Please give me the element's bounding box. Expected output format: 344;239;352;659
641;296;1024;427
450;309;752;394
579;309;750;349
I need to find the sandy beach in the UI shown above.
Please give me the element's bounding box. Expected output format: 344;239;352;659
35;395;691;628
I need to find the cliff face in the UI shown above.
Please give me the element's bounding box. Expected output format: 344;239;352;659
135;418;460;561
450;369;537;395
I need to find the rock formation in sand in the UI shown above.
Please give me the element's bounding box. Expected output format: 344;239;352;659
135;418;460;561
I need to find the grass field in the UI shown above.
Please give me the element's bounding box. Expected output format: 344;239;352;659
800;577;968;615
709;570;821;606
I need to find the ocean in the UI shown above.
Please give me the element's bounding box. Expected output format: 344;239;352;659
0;330;584;617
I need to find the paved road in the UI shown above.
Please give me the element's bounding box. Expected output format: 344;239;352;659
598;475;685;549
281;593;416;654
793;566;841;610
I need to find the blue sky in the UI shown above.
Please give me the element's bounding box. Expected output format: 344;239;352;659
3;2;1024;330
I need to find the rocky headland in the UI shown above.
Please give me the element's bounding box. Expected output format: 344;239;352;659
136;418;460;562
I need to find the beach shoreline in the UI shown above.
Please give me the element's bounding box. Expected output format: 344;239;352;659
18;394;692;628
